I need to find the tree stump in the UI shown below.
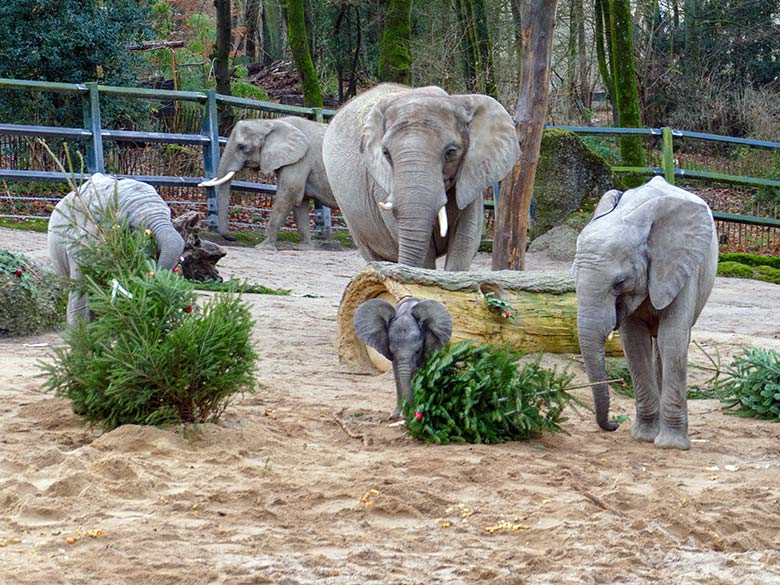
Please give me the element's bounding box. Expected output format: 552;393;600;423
173;211;227;282
338;262;623;373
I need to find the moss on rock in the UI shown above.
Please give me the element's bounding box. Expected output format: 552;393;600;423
717;261;755;279
531;129;619;240
0;249;66;337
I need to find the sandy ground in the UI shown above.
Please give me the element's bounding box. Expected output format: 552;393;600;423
1;226;780;585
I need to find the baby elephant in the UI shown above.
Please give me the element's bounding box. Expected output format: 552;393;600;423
354;297;452;417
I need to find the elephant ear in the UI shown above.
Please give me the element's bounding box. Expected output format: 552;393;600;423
453;94;520;210
259;120;309;172
627;190;714;310
590;189;624;222
354;299;397;360
411;299;453;353
359;99;394;197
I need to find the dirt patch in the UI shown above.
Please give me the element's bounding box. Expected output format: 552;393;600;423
1;227;779;584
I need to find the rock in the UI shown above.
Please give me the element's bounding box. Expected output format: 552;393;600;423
172;211;227;282
531;129;618;240
0;250;66;337
528;215;590;263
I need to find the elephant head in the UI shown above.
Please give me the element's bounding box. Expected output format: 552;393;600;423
572;177;715;431
360;88;519;267
200;119;310;240
354;297;452;416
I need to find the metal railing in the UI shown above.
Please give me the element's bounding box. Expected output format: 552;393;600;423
0;77;337;232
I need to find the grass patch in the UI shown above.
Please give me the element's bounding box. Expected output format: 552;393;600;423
191;278;290;295
0;217;49;232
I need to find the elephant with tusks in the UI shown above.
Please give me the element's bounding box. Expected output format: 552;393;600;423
48;173;184;325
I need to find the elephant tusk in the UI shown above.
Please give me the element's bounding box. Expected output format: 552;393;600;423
438;206;448;238
607;330;615;341
378;200;393;211
198;170;236;187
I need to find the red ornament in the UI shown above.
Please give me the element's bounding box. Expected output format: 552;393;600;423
14;268;23;277
172;265;180;274
414;411;423;422
184;305;193;313
503;310;511;319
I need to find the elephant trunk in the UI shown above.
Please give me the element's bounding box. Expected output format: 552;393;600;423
577;308;619;432
214;141;242;239
392;161;447;268
393;361;417;410
151;222;185;270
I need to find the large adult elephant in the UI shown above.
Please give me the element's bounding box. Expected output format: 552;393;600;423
200;116;337;248
322;84;520;270
48;173;184;325
572;177;718;450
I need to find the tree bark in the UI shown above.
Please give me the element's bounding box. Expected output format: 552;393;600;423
595;0;617;123
609;0;645;187
491;0;558;271
286;0;323;107
262;0;283;65
214;0;232;97
245;0;261;62
377;0;413;84
473;0;497;97
338;263;623;373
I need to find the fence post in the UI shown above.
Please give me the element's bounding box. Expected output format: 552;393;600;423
311;106;331;240
202;89;221;231
82;82;104;173
661;126;675;184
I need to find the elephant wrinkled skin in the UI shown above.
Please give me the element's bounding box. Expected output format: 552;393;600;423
572;176;718;450
323;84;520;270
48;173;184;326
201;116;337;248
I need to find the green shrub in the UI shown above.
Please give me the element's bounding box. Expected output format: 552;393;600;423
404;341;578;444
42;220;258;429
720;347;780;421
0;250;67;336
717;261;755;279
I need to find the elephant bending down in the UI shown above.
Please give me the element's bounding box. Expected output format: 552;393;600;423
200;116;337;248
48;173;184;326
354;297;452;417
572;176;718;450
323;84;520;270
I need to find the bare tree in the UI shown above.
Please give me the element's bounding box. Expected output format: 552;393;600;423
492;0;558;271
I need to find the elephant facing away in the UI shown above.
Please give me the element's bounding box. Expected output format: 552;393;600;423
200;116;337;248
323;84;520;270
48;173;185;326
572;176;718;450
354;297;452;418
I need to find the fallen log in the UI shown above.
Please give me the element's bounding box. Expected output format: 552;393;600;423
338;262;623;373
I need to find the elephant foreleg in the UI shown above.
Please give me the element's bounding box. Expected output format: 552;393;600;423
620;316;660;442
443;199;482;271
654;322;692;450
259;179;305;250
66;264;90;326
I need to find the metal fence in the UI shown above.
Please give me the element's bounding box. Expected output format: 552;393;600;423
0;78;337;235
2;78;780;252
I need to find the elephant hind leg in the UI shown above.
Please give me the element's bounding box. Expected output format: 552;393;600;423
292;201;313;248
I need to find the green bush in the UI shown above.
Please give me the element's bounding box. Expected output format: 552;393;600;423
720;347;780;421
42;220;258;429
717;261;755;279
404;341;578;444
0;249;67;337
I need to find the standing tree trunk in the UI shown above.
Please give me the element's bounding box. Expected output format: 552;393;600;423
378;0;412;84
595;0;617;124
609;0;645;187
214;0;232;96
492;0;558;271
456;0;497;96
245;0;261;62
473;0;497;97
262;0;284;65
286;0;323;107
455;0;479;92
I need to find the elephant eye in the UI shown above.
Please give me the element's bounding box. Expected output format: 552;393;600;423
382;147;392;163
444;146;460;162
613;278;626;292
